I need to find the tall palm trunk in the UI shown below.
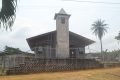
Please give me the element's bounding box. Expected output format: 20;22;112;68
100;39;103;53
100;39;104;61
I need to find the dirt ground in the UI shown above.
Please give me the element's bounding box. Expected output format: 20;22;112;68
1;68;120;80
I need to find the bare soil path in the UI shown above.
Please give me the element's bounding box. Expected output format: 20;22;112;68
1;68;120;80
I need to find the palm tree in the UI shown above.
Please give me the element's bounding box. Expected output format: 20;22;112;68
91;19;108;53
0;0;17;30
115;31;120;40
115;31;120;45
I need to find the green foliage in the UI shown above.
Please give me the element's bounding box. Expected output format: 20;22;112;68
104;50;120;62
0;0;17;30
93;49;120;62
115;31;120;41
91;19;108;40
3;46;23;55
96;49;120;56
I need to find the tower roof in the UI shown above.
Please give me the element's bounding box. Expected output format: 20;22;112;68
54;8;70;19
59;8;67;14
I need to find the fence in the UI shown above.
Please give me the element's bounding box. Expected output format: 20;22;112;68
6;58;103;75
0;49;120;75
0;53;35;75
85;52;120;62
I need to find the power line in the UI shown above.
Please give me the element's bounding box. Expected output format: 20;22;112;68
62;0;120;5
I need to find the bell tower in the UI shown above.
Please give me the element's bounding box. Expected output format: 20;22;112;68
54;8;70;58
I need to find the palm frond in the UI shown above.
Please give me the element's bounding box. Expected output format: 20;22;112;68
0;0;17;30
91;19;108;39
115;31;120;40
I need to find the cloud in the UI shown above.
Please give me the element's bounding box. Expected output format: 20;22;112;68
11;27;30;39
0;17;35;51
0;16;55;51
88;34;120;53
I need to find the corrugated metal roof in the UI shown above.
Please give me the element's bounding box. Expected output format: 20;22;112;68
26;30;95;50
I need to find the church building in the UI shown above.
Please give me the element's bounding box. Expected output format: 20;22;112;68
27;9;95;59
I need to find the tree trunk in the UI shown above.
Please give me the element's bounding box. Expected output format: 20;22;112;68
100;39;103;53
100;39;104;61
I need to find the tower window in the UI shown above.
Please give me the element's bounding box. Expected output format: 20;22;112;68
61;17;65;24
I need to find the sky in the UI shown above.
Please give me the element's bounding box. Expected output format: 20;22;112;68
0;0;120;53
0;0;1;11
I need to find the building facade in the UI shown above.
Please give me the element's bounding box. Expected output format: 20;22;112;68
27;9;95;59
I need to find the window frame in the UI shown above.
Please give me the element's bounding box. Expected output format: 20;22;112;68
61;17;65;24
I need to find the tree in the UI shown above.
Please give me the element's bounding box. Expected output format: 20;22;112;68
0;0;17;30
0;46;23;55
91;19;108;53
0;46;22;74
115;31;120;40
3;46;22;54
115;31;120;45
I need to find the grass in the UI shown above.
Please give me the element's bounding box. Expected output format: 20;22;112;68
0;65;6;76
0;65;2;75
1;68;120;80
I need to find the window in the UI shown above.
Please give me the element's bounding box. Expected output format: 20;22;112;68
79;51;84;54
61;17;65;24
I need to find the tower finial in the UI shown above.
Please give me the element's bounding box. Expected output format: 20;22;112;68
54;8;70;20
59;8;67;14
